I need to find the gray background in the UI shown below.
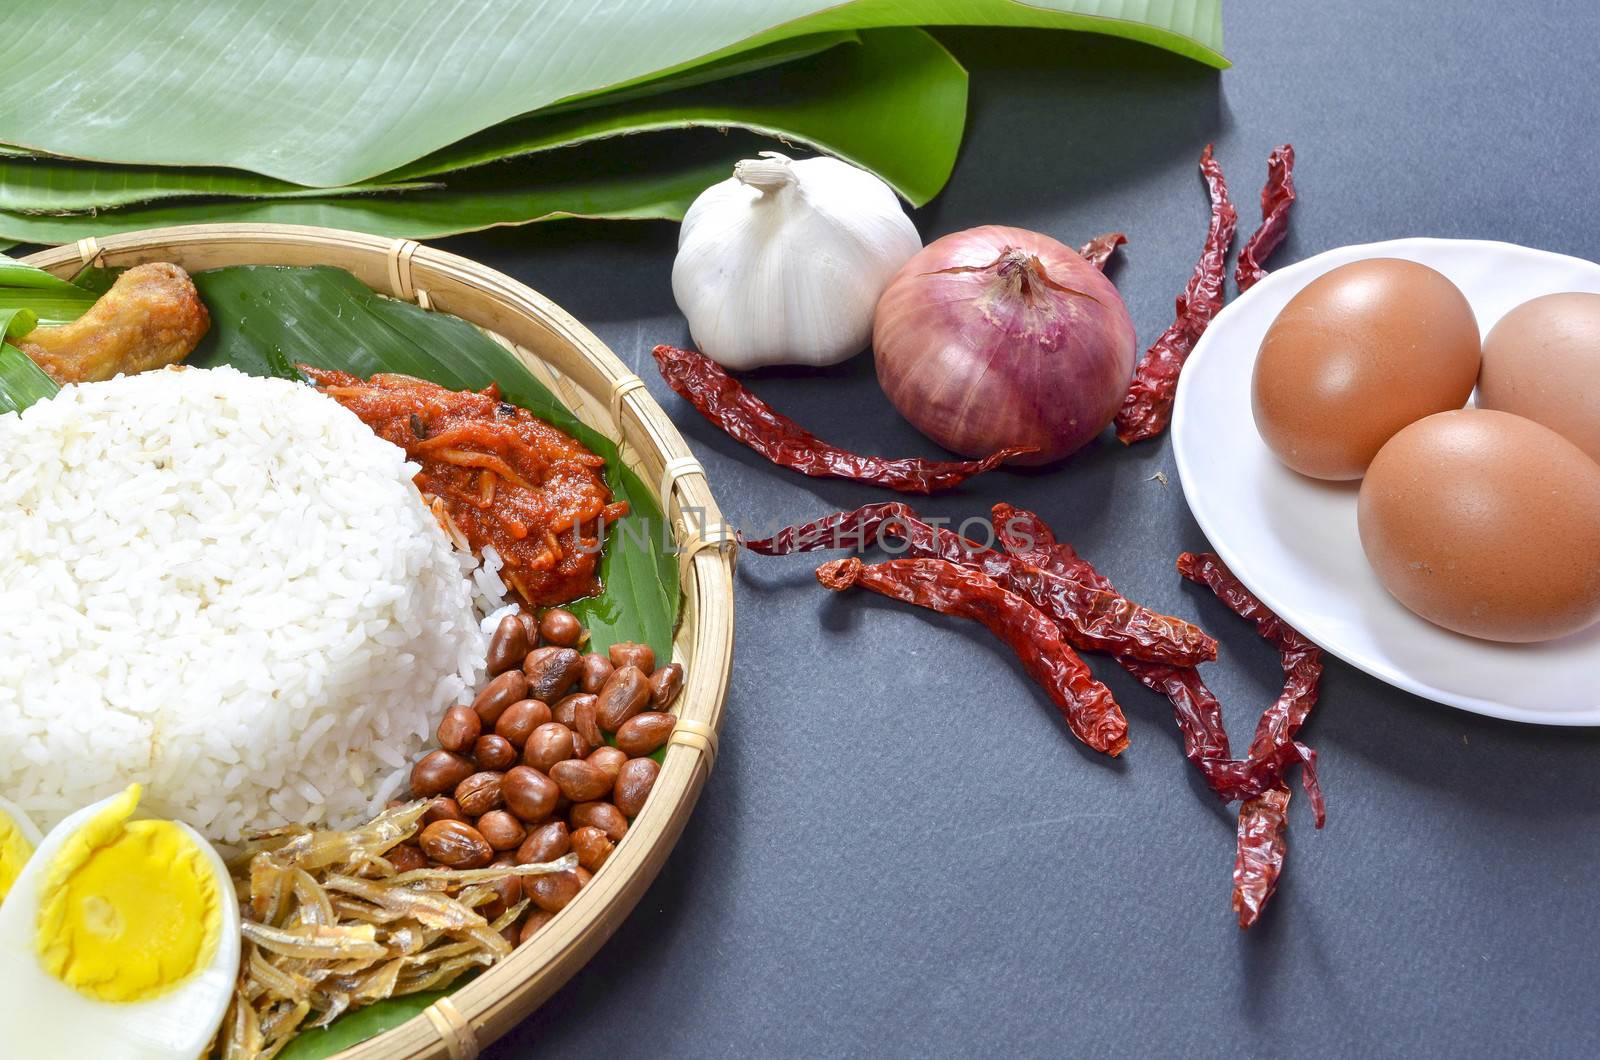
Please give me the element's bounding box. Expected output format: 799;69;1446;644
447;4;1600;1057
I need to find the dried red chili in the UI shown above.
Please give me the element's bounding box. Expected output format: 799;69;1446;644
743;503;1217;667
817;556;1129;756
1235;144;1297;292
992;507;1323;812
991;503;1232;765
1114;144;1238;445
1078;232;1127;271
1232;785;1291;929
651;345;1031;493
990;514;1322;928
1176;551;1325;826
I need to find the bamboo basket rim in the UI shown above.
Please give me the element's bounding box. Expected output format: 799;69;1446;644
22;223;736;1060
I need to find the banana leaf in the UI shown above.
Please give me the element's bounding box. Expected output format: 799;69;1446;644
0;1;1225;188
0;289;56;412
0;30;860;216
0;28;964;240
389;26;965;206
0;254;97;322
275;990;454;1060
0;165;440;215
0;143;733;243
0;343;55;414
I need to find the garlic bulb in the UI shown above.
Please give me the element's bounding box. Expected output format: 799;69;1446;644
671;152;922;370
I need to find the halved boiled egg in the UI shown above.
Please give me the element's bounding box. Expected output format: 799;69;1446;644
0;785;240;1058
0;794;43;907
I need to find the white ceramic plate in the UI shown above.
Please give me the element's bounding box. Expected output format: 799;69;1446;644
1171;238;1600;725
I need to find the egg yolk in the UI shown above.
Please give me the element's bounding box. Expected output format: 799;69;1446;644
34;785;221;1002
0;811;33;904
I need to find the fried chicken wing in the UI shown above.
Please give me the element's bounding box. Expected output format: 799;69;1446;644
20;262;209;385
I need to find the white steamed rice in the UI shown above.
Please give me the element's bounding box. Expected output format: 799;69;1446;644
0;366;513;843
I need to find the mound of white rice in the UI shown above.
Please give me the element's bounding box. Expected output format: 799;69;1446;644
0;366;510;843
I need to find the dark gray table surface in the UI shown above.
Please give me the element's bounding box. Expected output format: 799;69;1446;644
442;4;1600;1057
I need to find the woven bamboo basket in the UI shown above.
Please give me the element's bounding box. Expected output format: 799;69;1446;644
22;223;736;1060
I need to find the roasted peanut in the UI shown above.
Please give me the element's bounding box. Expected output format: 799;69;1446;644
473;734;519;771
551;692;586;728
516;820;569;865
596;665;651;732
495;698;552;749
524;722;576;774
436;704;482;753
587;746;627;786
519;909;555;944
524;867;584;912
614;712;674;757
516;611;540;648
487;855;522;916
570;801;628;841
502;765;560;823
419;820;493;869
579;652;614;694
487;614;531;676
539;608;584;648
614;757;659;818
523;646;582;702
570;825;615;872
421;796;466;826
410;750;474;797
477;809;527;852
568;694;602;748
455;771;505;817
388;843;428;873
550;759;612;802
649;663;684;709
472;670;529;726
608;642;655;675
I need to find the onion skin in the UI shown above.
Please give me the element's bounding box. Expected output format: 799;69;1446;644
873;225;1137;466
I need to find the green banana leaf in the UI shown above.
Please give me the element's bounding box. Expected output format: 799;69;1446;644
0;28;964;239
0;144;733;243
0;1;1224;188
0;287;55;412
0;30;860;216
1;254;97;321
0;165;441;215
389;26;966;207
275;990;455;1060
0;343;55;414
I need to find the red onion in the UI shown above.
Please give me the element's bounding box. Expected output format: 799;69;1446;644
873;225;1137;465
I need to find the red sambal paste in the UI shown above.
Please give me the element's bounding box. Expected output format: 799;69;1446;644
303;367;627;606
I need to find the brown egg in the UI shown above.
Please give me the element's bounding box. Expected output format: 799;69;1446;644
1358;409;1600;642
1253;258;1480;480
1479;292;1600;464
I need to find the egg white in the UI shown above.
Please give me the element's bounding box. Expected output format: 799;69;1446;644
0;791;241;1059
